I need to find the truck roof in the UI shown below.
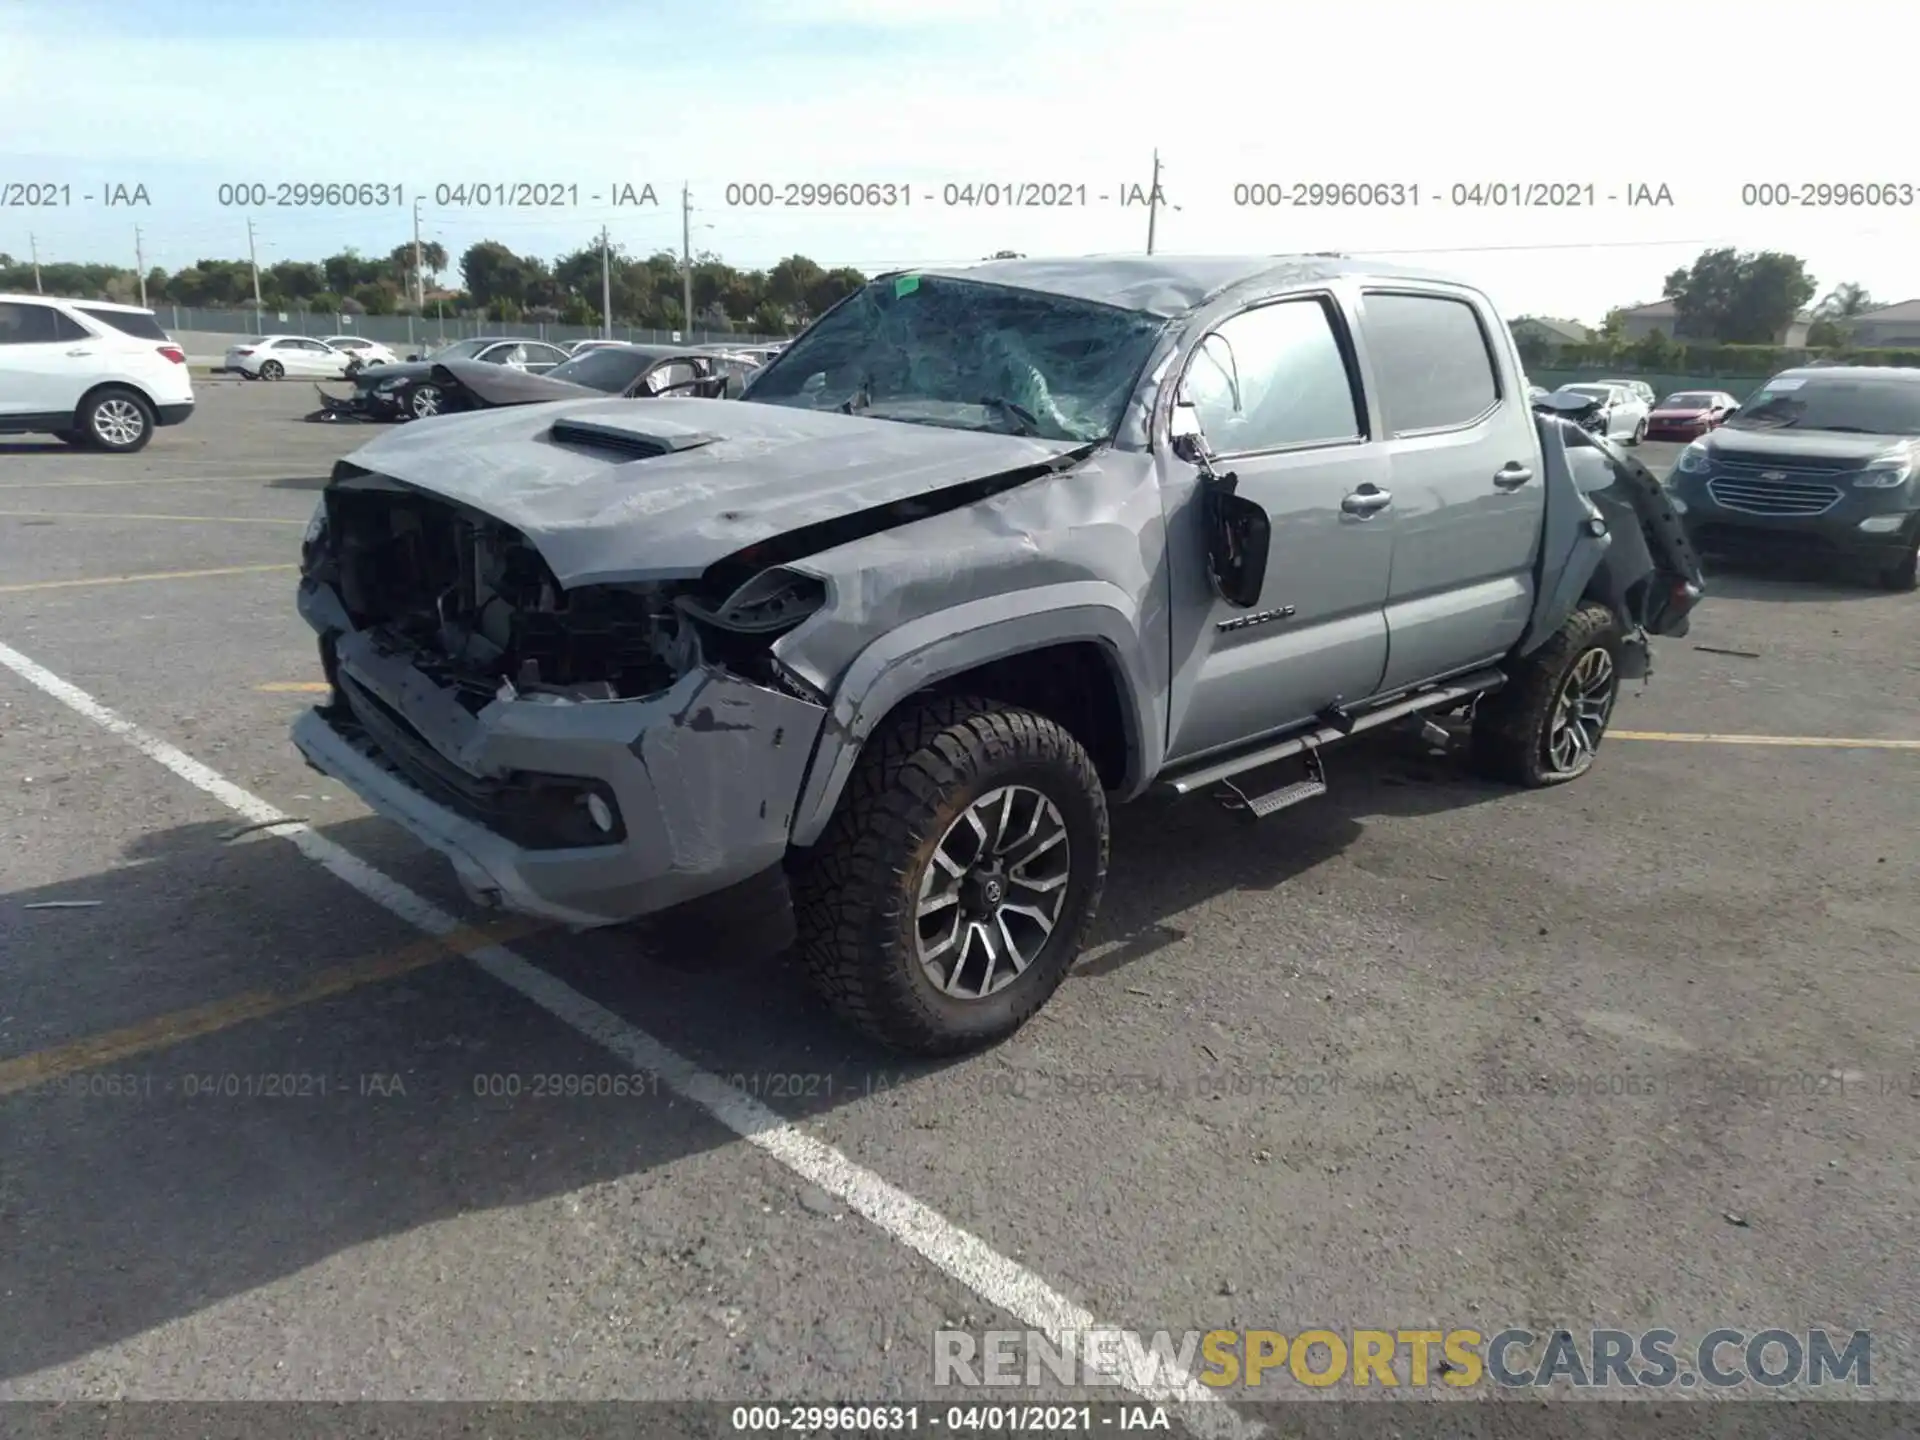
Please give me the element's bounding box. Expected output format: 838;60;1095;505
903;253;1475;319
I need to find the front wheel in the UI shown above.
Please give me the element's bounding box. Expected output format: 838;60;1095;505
407;383;442;419
1877;535;1920;592
1629;419;1646;446
1470;602;1623;786
792;696;1109;1055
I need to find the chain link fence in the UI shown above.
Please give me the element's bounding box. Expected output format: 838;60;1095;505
159;306;784;350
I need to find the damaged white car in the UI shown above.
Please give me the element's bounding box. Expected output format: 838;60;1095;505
293;256;1700;1054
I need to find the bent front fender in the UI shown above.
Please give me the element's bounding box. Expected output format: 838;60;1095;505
782;583;1163;849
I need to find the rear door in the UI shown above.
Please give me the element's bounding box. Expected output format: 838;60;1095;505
1162;288;1395;763
1352;287;1543;694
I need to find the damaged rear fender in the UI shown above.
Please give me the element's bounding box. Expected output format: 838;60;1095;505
781;583;1162;849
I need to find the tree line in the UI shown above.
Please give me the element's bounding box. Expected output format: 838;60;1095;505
0;239;880;335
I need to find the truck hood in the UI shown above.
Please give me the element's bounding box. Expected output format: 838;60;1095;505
1701;427;1917;468
335;396;1090;586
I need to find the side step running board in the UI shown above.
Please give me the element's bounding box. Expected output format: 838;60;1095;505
1216;741;1328;818
1160;667;1506;798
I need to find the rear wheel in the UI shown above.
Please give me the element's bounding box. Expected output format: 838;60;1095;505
792;696;1109;1055
1629;418;1646;445
259;359;284;380
1471;602;1623;786
78;388;153;453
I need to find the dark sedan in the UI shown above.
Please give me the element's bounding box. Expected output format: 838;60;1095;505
1646;389;1738;442
308;343;737;424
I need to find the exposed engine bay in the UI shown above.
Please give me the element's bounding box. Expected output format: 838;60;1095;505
319;483;823;708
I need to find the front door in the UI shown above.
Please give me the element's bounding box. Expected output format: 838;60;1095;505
0;301;96;418
1162;290;1395;764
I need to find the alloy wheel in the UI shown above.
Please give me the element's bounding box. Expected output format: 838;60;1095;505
91;397;146;448
914;784;1072;1000
411;385;441;418
1546;646;1616;775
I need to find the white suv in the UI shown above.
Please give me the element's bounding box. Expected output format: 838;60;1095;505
0;295;195;453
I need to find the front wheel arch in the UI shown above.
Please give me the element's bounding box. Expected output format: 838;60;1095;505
784;608;1158;850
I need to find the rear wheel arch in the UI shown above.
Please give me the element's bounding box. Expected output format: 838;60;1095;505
785;604;1160;851
72;379;158;423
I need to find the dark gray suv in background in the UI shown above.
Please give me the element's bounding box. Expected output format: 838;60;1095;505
1667;366;1920;589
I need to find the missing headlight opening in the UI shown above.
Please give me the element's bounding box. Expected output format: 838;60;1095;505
324;484;817;707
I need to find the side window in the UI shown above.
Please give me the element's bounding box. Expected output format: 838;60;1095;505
1360;291;1501;436
649;362;697;392
51;310;90;341
0;302;61;344
1179;297;1361;454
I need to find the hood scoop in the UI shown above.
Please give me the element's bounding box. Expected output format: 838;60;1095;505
548;417;721;460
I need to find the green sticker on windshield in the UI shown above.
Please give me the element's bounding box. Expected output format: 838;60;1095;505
894;274;920;297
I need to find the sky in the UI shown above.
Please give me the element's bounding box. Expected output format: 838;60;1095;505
3;0;1916;325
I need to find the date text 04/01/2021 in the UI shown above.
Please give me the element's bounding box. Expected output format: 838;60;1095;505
728;1403;1171;1433
1229;181;1676;207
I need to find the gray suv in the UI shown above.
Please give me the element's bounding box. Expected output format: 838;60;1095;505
291;255;1700;1054
1666;365;1920;589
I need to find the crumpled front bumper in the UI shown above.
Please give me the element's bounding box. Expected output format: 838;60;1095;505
291;584;829;928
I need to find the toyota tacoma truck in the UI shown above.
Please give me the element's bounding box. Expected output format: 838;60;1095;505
290;255;1702;1054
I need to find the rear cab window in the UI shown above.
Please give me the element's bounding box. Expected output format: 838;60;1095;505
75;306;169;341
1359;291;1503;435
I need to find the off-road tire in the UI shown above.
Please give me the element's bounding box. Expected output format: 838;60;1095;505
1470;601;1623;787
1877;536;1920;592
792;696;1109;1056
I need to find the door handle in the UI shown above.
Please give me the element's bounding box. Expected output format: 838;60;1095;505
1340;486;1392;516
66;348;93;356
1494;463;1533;488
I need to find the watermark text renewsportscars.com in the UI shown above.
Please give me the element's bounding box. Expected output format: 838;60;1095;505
934;1327;1873;1391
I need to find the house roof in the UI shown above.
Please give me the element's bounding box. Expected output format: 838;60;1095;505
1513;315;1591;341
1619;299;1814;323
1855;298;1920;323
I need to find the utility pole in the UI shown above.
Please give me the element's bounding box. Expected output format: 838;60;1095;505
246;218;263;333
411;197;426;312
1145;150;1162;256
681;184;694;340
30;233;42;293
135;226;148;307
600;224;612;339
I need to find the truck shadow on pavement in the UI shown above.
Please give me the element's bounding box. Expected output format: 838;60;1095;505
0;731;1503;1385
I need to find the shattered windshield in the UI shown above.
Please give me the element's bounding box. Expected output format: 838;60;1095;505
740;274;1168;442
1726;377;1920;435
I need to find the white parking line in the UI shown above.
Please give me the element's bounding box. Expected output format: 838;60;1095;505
0;636;1257;1439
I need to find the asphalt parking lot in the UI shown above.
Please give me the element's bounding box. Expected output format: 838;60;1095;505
2;384;1917;1413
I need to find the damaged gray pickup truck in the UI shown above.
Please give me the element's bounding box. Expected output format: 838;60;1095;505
292;255;1702;1054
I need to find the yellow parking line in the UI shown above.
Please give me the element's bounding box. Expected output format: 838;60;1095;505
0;509;303;526
1612;730;1920;750
0;563;299;595
0;916;549;1098
259;681;331;692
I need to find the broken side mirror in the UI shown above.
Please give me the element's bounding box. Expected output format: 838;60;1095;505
1171;403;1270;608
1204;474;1272;609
